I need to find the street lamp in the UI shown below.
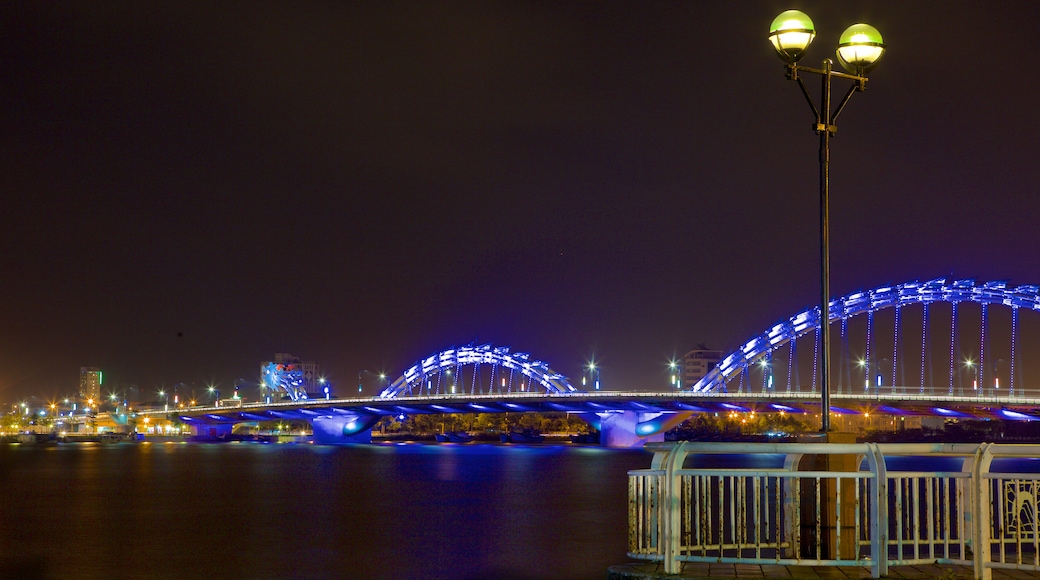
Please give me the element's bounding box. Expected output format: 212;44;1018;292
586;362;600;391
445;369;456;394
357;370;387;395
856;358;868;391
759;358;773;392
965;359;978;395
993;358;1006;397
769;10;885;432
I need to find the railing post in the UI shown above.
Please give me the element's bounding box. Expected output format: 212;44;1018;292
649;445;672;559
781;452;803;559
959;445;979;567
865;443;888;578
972;443;994;580
660;442;687;574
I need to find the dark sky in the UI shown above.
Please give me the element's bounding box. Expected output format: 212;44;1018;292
3;1;1039;400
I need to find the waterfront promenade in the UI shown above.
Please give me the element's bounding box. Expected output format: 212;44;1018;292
608;563;1032;579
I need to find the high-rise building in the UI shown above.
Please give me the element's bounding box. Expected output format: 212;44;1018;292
79;367;102;406
683;347;722;389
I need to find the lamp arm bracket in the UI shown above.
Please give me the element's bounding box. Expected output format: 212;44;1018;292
789;68;869;134
830;83;860;126
793;76;821;124
792;63;867;84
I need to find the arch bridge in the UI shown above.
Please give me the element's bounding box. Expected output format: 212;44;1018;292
140;279;1040;447
150;344;676;447
694;278;1040;401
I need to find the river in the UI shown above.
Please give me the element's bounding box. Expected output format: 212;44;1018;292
0;441;648;579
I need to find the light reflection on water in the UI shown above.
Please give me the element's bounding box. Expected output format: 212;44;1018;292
0;442;647;580
5;442;1035;579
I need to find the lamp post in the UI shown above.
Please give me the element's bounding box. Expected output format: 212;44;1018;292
357;370;388;395
965;359;979;395
769;10;885;432
877;357;891;396
993;358;1006;397
585;362;601;391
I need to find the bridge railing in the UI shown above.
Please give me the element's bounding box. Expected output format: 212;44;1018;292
628;441;1040;579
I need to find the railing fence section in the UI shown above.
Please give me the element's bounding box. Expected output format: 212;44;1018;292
627;441;1040;580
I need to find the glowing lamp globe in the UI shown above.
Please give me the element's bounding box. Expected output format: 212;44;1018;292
768;10;816;64
836;23;885;73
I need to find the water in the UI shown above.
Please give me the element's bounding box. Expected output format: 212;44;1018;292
0;441;648;579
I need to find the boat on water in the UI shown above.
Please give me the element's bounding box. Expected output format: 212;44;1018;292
435;431;474;443
570;432;600;444
16;433;59;445
99;432;127;443
500;428;544;443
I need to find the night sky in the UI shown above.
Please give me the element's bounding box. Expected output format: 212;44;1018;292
3;1;1039;401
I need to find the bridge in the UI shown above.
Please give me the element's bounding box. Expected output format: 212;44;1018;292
133;278;1040;447
693;278;1040;398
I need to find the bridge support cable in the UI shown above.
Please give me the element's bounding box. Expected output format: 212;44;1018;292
1011;306;1018;397
787;340;796;393
979;303;988;397
892;304;900;392
812;326;820;394
838;315;849;394
865;310;873;393
949;301;958;396
921;303;929;396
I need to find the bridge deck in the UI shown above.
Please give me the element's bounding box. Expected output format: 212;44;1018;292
134;391;1040;424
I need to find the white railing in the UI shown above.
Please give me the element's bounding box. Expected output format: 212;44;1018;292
628;441;1040;580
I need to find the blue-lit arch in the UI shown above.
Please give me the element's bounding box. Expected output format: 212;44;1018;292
692;279;1040;393
380;344;578;398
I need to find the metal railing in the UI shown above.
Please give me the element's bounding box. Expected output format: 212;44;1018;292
628;441;1040;580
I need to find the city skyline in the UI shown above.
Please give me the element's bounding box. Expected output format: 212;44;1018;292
2;2;1039;400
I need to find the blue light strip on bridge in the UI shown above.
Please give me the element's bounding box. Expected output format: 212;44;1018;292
693;278;1040;394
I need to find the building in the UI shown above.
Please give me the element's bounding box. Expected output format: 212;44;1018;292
79;367;102;407
683;346;723;389
261;353;320;401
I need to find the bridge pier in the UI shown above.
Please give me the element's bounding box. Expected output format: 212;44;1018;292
311;414;380;445
191;423;234;440
597;411;690;449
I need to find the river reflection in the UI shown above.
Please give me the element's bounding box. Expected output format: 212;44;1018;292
0;441;647;580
